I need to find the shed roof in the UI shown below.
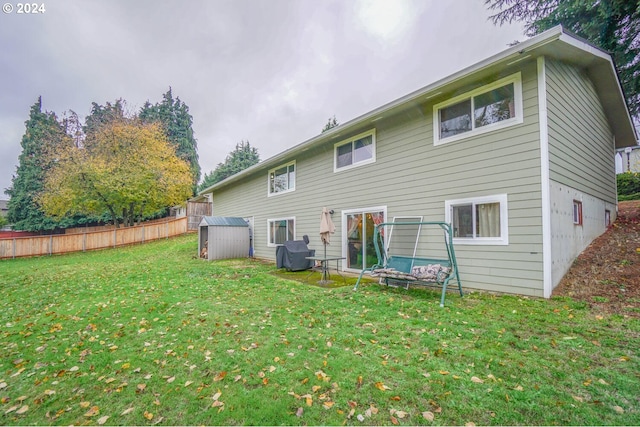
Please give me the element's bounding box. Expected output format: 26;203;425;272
200;216;248;227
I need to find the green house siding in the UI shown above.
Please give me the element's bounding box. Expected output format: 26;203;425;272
545;59;617;288
210;61;547;297
546;59;616;202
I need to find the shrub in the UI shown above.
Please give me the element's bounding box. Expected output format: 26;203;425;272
617;172;640;200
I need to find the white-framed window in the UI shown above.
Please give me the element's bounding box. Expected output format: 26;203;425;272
334;130;376;172
268;161;296;196
445;194;509;245
573;200;583;225
267;217;295;247
433;73;523;145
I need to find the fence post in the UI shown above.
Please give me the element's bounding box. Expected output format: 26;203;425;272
13;238;16;259
49;235;53;256
114;228;117;248
166;221;169;239
142;224;145;243
83;233;86;252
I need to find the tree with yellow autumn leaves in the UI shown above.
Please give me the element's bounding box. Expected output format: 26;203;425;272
39;117;192;228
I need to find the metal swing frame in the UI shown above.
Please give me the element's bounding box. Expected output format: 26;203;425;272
353;221;463;307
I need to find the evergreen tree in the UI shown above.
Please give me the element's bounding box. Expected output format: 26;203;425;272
198;140;260;192
486;0;640;118
140;89;201;193
83;99;126;143
321;115;339;133
4;97;69;231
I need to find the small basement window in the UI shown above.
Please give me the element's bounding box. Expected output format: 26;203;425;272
573;201;583;225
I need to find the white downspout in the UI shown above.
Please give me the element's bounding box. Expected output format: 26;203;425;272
537;56;553;298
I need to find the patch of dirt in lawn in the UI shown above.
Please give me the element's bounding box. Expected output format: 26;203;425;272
553;200;640;317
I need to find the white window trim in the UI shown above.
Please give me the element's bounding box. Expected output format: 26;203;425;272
572;200;583;226
341;205;387;272
445;194;509;245
267;160;296;197
266;216;295;247
433;73;523;146
333;129;376;172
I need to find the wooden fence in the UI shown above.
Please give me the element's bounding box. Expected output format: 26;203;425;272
0;217;187;259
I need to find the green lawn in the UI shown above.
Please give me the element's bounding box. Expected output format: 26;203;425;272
0;234;638;426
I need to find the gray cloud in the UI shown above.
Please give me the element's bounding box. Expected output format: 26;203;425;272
0;0;524;196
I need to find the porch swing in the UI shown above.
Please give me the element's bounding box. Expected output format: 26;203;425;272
353;220;463;307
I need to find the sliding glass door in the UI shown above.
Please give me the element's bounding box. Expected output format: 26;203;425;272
344;208;385;271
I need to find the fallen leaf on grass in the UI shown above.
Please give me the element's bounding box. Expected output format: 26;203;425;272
84;406;100;417
213;371;226;382
167;376;175;383
121;407;135;415
97;415;109;425
184;381;194;387
422;411;435;421
5;405;19;414
323;401;334;409
295;407;303;417
375;381;391;391
0;382;6;389
80;401;91;408
10;368;25;377
144;411;153;420
16;405;29;415
471;376;483;383
613;406;624;414
390;415;399;425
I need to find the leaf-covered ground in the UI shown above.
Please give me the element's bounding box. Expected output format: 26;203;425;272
0;233;638;425
553;200;640;317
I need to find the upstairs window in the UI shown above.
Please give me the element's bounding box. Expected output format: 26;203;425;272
268;161;295;196
334;130;376;172
434;73;522;145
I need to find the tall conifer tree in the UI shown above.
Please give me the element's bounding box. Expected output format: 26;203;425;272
140;89;200;193
5;97;68;231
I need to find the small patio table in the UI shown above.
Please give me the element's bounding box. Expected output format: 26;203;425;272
305;256;346;284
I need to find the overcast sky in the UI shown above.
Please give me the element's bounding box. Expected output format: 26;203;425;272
0;0;526;197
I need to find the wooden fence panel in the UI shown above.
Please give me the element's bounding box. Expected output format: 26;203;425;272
52;234;84;254
0;240;13;258
14;237;50;257
0;217;188;259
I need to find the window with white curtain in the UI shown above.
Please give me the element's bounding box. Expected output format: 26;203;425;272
445;194;509;245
